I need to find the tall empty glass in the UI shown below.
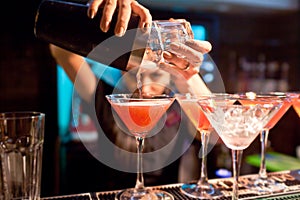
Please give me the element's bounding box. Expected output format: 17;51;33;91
0;112;45;200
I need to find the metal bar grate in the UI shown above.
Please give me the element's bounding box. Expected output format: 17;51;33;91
42;170;300;200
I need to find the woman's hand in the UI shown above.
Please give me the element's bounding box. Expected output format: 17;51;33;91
160;40;212;79
87;0;152;37
159;39;212;95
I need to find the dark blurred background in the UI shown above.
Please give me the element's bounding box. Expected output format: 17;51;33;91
0;0;299;197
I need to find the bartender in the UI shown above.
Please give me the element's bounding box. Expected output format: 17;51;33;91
50;0;212;194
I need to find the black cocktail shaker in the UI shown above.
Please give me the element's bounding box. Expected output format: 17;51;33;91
34;0;148;71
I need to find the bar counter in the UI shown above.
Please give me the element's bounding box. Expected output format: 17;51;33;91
42;169;300;200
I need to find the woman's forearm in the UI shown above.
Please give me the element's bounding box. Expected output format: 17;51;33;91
174;73;211;95
49;44;97;103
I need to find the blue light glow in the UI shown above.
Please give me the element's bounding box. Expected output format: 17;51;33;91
57;66;73;141
191;25;206;40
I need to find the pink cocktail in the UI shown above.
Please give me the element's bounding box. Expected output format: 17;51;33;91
111;100;171;137
176;94;219;199
106;94;175;200
179;99;212;132
239;93;290;193
291;93;300;117
176;93;233;199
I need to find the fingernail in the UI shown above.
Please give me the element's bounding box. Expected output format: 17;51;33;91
101;21;110;33
116;27;125;37
142;23;151;32
88;9;96;19
144;23;151;28
163;52;172;59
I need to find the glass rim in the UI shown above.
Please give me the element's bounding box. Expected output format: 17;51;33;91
197;102;282;109
175;93;233;102
174;92;230;97
235;93;291;103
106;93;174;100
285;91;300;98
0;111;45;120
235;91;300;99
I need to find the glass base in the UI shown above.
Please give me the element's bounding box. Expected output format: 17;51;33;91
180;183;223;199
115;188;174;200
246;177;287;194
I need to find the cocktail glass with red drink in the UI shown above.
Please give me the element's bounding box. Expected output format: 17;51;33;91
106;93;175;200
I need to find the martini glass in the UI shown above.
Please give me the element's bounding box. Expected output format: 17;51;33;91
291;92;300;117
239;92;293;194
175;93;225;199
198;95;282;200
106;93;175;200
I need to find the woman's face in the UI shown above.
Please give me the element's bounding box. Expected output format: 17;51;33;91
121;66;171;95
140;68;171;96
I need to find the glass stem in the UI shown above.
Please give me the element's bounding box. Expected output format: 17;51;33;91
231;149;243;200
135;136;145;190
197;130;210;186
259;129;269;180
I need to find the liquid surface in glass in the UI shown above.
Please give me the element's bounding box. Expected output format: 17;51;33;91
110;99;173;136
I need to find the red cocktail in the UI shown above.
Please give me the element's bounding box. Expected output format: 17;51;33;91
111;100;171;137
291;93;300;117
176;93;229;199
239;93;288;193
106;94;175;200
